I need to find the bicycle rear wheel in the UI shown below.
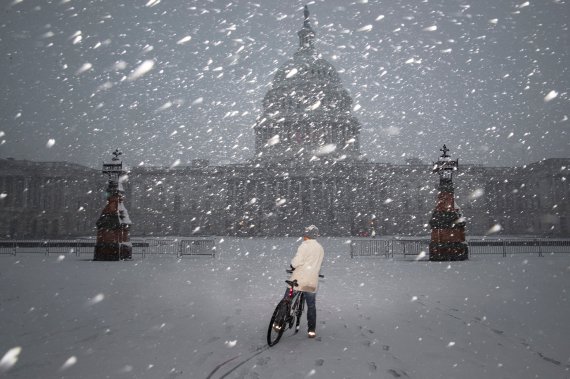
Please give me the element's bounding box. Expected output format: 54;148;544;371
267;300;288;346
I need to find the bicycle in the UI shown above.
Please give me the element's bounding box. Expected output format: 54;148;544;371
267;269;323;347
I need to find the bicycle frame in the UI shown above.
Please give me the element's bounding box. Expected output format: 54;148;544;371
288;287;304;319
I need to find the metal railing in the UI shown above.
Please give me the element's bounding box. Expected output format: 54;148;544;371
0;238;216;258
350;238;570;258
468;238;570;257
350;238;430;258
179;239;216;258
2;237;568;259
0;240;93;256
349;239;394;258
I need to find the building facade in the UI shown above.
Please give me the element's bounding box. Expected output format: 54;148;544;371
1;156;568;238
1;8;568;239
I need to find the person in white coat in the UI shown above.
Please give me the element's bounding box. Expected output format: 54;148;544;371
289;225;325;338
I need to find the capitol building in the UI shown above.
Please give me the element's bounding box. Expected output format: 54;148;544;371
1;7;568;239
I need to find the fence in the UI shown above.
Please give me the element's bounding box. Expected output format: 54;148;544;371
350;238;570;258
2;237;568;259
0;238;216;258
0;240;94;256
349;239;394;258
468;239;570;257
179;239;216;258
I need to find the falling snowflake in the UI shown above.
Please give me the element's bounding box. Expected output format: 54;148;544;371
70;30;82;45
59;356;77;371
146;0;160;7
306;100;321;111
544;90;558;102
487;224;502;234
469;189;485;199
176;36;192;45
75;63;92;75
156;102;173;112
315;144;336;156
357;25;373;32
0;347;22;372
127;60;155;81
286;68;298;78
267;135;280;146
87;293;105;306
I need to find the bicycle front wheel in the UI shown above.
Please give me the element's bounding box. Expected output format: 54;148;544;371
267;300;288;346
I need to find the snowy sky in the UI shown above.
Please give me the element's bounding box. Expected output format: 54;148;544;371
0;0;568;168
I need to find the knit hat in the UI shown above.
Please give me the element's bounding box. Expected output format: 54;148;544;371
304;225;319;239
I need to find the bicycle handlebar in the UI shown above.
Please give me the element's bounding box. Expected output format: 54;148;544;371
286;269;324;278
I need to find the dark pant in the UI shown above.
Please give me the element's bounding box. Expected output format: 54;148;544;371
303;291;317;332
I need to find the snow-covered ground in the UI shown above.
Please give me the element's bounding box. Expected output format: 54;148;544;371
1;237;569;379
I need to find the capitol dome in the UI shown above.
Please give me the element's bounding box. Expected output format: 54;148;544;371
272;54;342;87
253;6;361;163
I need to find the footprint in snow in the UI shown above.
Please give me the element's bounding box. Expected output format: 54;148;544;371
167;369;184;378
537;352;561;366
256;356;271;366
387;369;409;378
206;336;220;344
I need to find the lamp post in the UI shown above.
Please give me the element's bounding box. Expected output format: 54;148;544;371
428;145;468;261
93;149;132;260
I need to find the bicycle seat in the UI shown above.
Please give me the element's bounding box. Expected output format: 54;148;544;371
285;279;298;287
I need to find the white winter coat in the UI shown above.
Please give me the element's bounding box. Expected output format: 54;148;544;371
289;239;325;293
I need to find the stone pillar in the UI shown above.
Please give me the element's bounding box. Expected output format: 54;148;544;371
94;149;132;261
428;145;468;261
